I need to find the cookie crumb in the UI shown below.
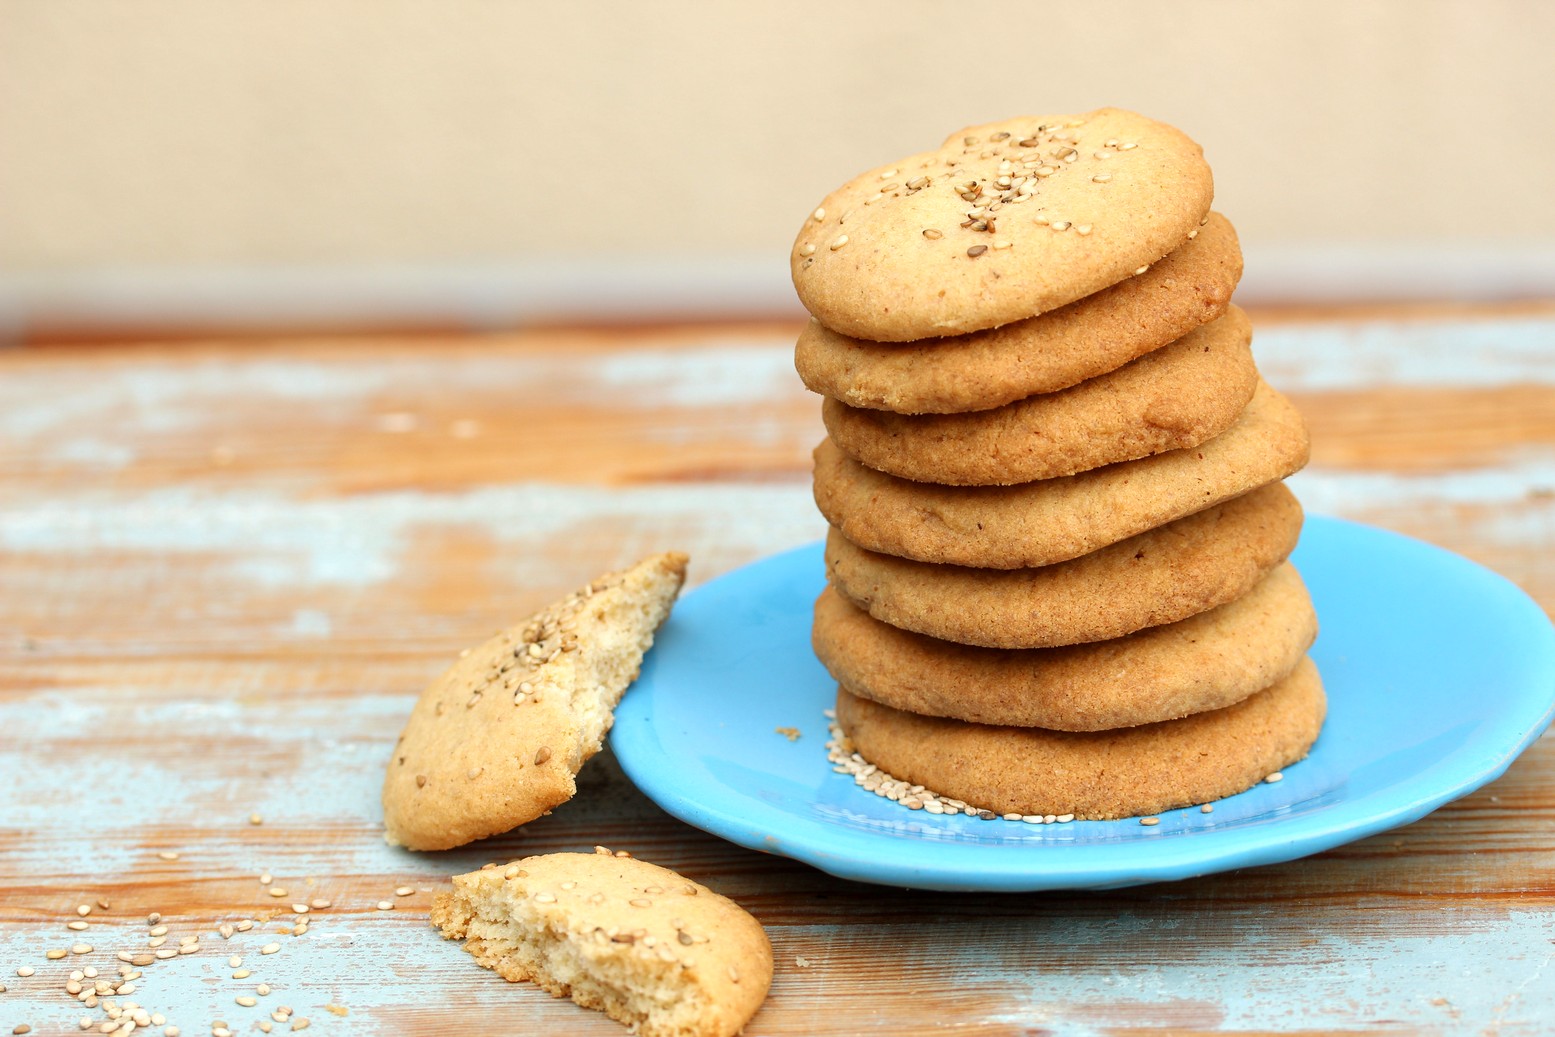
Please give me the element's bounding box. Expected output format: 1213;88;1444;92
795;955;812;968
774;727;801;742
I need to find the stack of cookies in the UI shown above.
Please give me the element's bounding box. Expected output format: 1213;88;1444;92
790;108;1324;821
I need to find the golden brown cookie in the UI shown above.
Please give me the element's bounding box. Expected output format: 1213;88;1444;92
813;563;1316;731
432;849;772;1037
813;379;1308;568
382;553;687;851
795;212;1241;414
825;481;1303;649
834;655;1325;819
822;306;1256;486
792;108;1215;341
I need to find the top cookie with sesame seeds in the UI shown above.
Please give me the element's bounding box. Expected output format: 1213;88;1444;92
381;552;688;852
432;850;772;1037
791;107;1214;342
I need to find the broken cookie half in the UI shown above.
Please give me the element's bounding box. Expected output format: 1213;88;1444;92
382;552;689;851
433;850;772;1037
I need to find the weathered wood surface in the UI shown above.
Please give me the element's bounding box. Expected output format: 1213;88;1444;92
2;304;1554;1036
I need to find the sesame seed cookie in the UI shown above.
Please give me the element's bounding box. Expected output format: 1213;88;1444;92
432;850;771;1037
791;108;1214;342
822;306;1256;486
813;379;1308;569
834;655;1325;820
795;212;1240;414
824;481;1303;649
813;562;1316;731
382;553;688;852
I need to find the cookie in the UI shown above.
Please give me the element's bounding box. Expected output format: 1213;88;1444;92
813;379;1308;568
813;562;1316;731
825;481;1303;649
792;108;1215;341
834;655;1325;819
432;849;771;1037
382;553;688;852
795;212;1240;414
822;305;1256;486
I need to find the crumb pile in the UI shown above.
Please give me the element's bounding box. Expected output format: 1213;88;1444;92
791;107;1325;820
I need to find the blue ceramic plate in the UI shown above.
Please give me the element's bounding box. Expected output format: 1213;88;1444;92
611;517;1555;891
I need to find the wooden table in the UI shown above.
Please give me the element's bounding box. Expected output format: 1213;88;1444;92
3;303;1553;1036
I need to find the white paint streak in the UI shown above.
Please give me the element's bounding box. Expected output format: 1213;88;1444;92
1256;316;1555;391
0;483;823;589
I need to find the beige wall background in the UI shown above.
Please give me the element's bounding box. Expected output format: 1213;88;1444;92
1;0;1552;329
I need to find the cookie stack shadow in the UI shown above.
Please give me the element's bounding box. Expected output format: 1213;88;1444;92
791;108;1324;821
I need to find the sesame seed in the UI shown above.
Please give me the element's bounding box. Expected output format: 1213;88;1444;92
237;996;258;1008
1057;814;1075;823
1092;173;1113;183
629;898;652;908
259;873;272;885
1140;817;1160;826
309;899;330;910
146;913;160;925
46;949;66;960
1201;804;1214;813
229;956;242;968
921;228;942;240
533;893;556;904
156;852;178;861
394;886;414;897
257;984;271;996
799;243;815;256
235;920;254;932
77;905;92;917
291;904;309;914
1187;229;1199;240
534;747;552;766
811;207;825;222
260;944;280;955
1134;265;1149;275
415;775;427;788
149;925;167;937
16;967;34;977
292;1021;310;1032
1076;224;1093;236
232;970;250;980
70;943;93;955
268;888;288;898
249;814;263;826
1119;142;1138;150
1265;771;1285;783
829;234;849;251
14;1025;31;1035
967;245;988;258
68;920;89;931
166;1028;179;1037
992;240;1012;250
1050;221;1070;231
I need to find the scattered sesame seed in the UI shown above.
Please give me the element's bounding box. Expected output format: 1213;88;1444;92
260;944;280;955
165;1028;179;1037
375;901;393;911
308;899;330;910
394;886;414;897
156;852;178;861
76;905;92;917
16;967;34;978
291;1021;310;1032
1057;814;1075;823
259;873;272;885
70;944;93;955
1140;817;1160;826
235;920;254;932
149;925;167;937
829;234;849;251
236;996;258;1008
229;956;242;968
146;914;161;926
249;814;263;826
232;970;251;980
268;888;288;899
257;984;271;997
154;950;176;960
1201;804;1214;813
46;949;67;960
14;1025;31;1035
1265;771;1285;783
68;921;89;931
291;904;308;914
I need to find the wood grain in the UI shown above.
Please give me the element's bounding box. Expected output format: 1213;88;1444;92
2;305;1553;1036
